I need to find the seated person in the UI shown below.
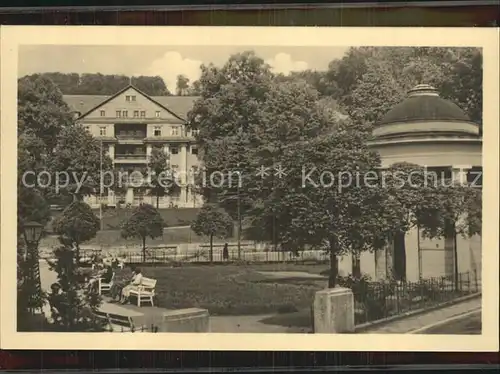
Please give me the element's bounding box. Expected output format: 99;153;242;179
48;283;68;324
120;267;143;304
88;264;113;293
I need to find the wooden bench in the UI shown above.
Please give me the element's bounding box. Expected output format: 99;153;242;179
129;277;157;307
94;308;148;332
98;272;115;295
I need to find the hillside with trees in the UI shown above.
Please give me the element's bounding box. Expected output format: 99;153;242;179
19;73;171;96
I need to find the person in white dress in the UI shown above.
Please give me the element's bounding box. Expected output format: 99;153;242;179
120;267;143;304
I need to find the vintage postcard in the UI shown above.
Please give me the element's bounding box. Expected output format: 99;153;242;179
1;26;498;351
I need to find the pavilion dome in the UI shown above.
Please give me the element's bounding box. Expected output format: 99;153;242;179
378;84;470;125
373;84;479;139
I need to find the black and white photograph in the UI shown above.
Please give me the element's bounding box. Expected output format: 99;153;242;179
1;26;498;351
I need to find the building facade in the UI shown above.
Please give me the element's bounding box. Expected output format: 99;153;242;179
64;85;203;208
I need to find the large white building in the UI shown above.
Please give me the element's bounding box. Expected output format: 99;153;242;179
64;85;203;208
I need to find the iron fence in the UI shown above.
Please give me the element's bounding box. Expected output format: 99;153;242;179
80;248;329;266
350;271;479;325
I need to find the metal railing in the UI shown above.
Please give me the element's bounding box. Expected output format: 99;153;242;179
115;133;146;139
80;248;329;265
114;154;147;159
347;272;479;325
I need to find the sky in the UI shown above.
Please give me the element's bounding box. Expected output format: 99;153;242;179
18;45;349;92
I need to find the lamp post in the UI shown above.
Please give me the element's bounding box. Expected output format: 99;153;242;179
22;221;44;315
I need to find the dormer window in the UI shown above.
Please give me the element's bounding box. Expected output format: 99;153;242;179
100;110;105;117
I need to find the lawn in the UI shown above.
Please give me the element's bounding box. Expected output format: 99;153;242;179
47;207;201;231
136;263;329;316
40;225;239;249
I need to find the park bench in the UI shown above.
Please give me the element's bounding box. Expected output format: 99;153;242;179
98;272;115;295
129;277;157;307
94;309;149;332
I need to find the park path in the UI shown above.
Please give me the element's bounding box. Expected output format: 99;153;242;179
209;315;308;333
359;296;482;334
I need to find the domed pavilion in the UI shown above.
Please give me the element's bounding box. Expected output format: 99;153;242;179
366;84;482;282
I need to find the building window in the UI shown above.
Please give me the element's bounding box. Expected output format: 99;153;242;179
100;110;105;117
192;129;200;136
126;96;130;101
171;126;179;136
116;110;121;118
99;127;106;136
140;111;146;118
126;95;136;102
171;147;179;155
154;126;162;136
155;111;161;118
191;147;198;155
131;96;136;101
122;110;128;118
134;110;139;118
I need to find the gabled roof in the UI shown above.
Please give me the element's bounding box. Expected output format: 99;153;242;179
63;85;199;121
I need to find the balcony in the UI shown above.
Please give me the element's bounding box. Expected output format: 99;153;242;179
114;153;148;163
116;132;146;139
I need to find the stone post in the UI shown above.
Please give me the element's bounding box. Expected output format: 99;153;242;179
313;287;355;333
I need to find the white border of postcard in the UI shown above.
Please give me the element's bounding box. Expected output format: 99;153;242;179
1;26;499;351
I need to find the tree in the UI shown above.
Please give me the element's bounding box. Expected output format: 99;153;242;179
46;245;104;331
52;201;100;265
263;121;390;287
323;47;483;129
21;73;171;96
187;79;202;96
191;204;233;263
176;74;190;96
417;178;483;289
18;75;73;153
120;204;165;263
375;162;445;281
48;124;114;200
147;147;178;208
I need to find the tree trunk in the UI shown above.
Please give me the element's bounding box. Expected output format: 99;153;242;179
352;253;361;278
328;237;339;288
142;236;146;263
75;243;80;267
209;234;213;263
156;194;160;209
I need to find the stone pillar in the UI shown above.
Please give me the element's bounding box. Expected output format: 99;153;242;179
163;144;169;155
179;144;188;204
313;288;355;333
108;144;115;160
125;187;134;204
146;144;152;158
443;165;472;279
374;248;387;280
385;241;394;280
452;165;471;185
